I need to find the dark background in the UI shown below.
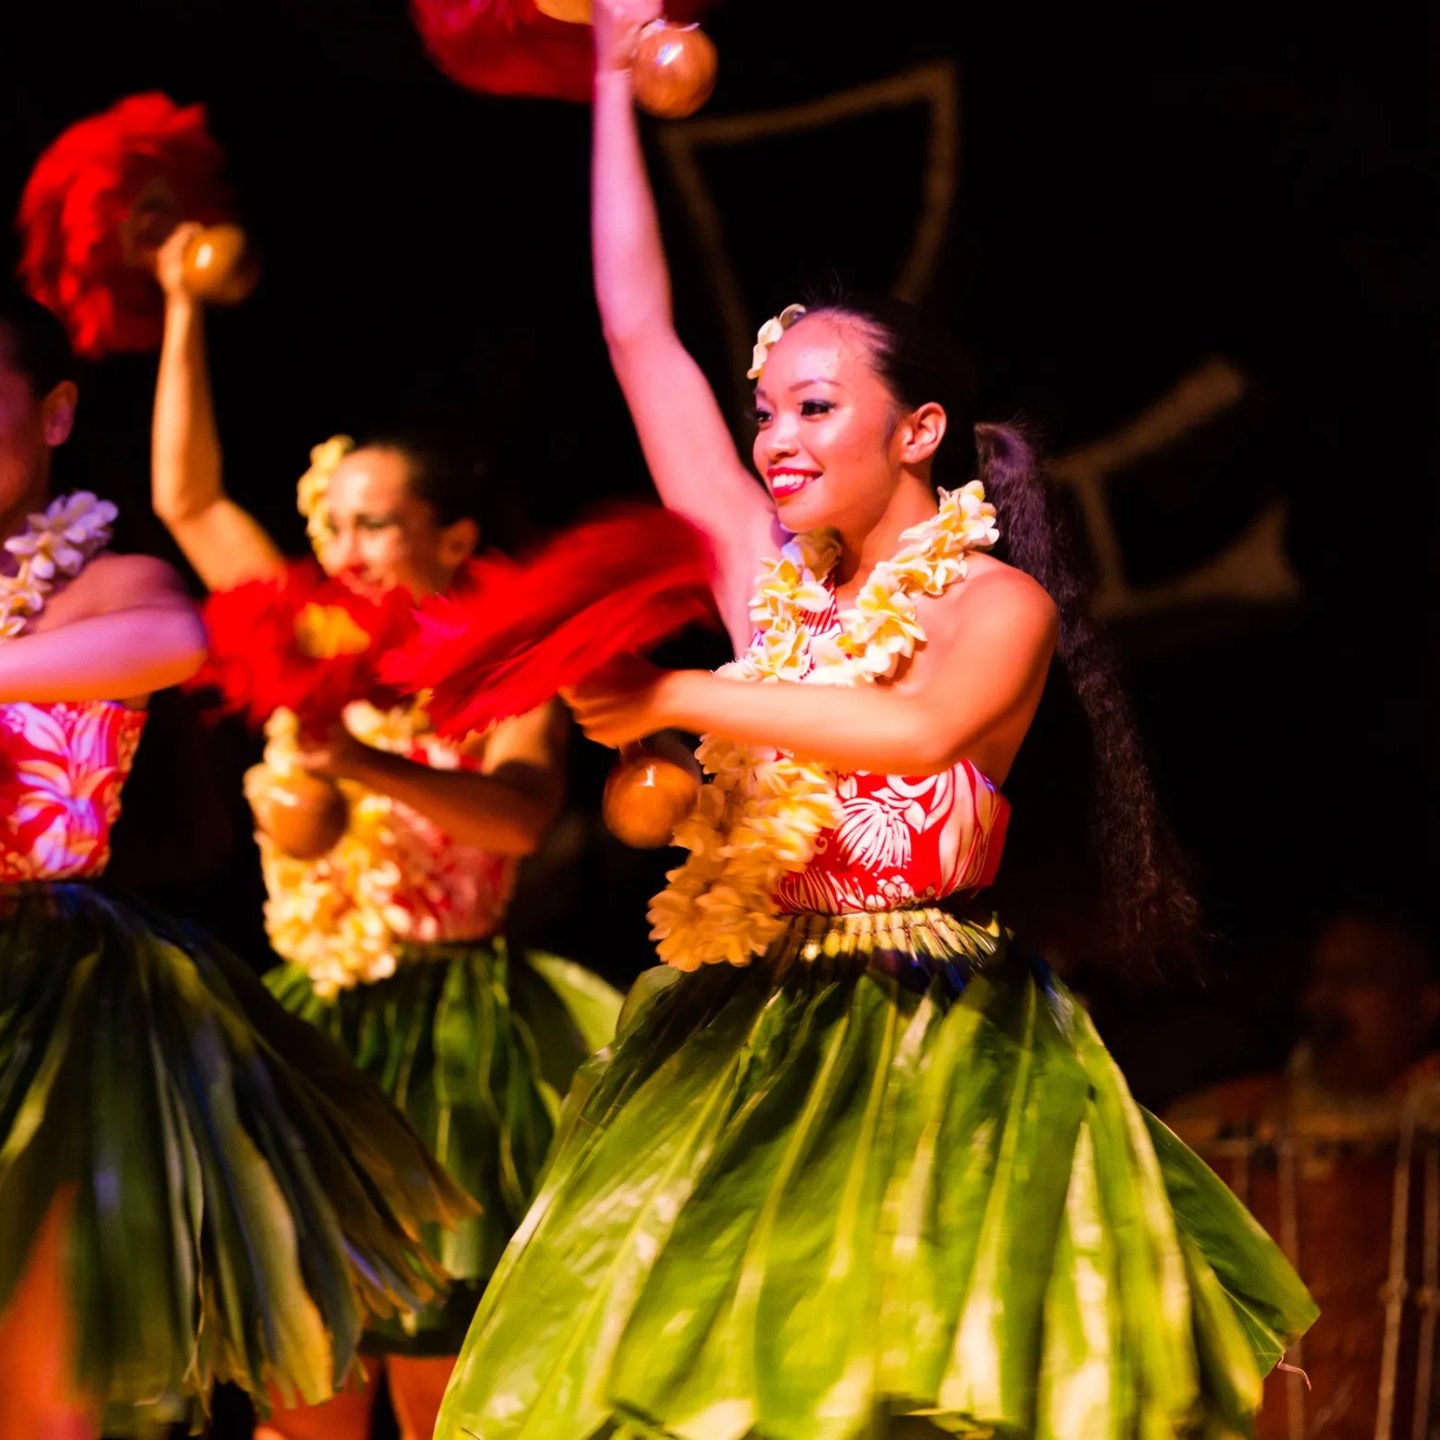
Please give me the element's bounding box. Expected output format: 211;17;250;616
1;2;1432;1434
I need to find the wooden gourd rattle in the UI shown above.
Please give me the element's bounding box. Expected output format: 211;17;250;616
602;734;702;849
531;0;717;117
178;222;258;305
122;178;260;307
250;769;350;861
630;18;718;119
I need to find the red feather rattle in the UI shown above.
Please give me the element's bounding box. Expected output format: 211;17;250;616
16;92;257;358
188;562;417;859
410;0;719;118
382;502;718;848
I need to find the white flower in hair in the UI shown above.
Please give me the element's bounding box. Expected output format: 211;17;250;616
296;435;356;558
747;303;808;380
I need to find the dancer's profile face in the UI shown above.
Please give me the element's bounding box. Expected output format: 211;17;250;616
318;447;472;599
0;332;75;526
750;314;915;539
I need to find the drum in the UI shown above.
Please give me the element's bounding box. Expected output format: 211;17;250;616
1174;1069;1440;1440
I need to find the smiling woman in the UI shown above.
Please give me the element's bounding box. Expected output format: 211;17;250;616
303;439;481;600
751;313;936;534
428;1;1318;1437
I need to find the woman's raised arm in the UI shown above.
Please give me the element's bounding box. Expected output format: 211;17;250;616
592;0;774;646
151;223;286;592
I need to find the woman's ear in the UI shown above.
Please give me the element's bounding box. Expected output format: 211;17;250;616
897;401;947;466
439;515;480;566
42;380;78;447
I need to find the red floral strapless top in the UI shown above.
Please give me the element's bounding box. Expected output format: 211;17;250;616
0;701;146;881
256;704;519;951
771;593;1010;915
378;726;519;944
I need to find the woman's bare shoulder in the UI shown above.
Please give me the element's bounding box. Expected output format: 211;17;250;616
928;552;1058;637
36;552;193;629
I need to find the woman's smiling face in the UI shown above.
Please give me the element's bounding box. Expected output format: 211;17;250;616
750;312;913;538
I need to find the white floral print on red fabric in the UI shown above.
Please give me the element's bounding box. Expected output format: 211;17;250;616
0;701;146;880
380;729;518;945
772;597;1010;917
253;703;521;997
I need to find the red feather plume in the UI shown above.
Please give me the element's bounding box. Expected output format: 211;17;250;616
187;560;418;734
16;92;234;359
380;503;717;739
410;0;716;104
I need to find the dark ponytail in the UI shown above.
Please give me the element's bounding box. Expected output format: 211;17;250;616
797;296;1200;970
973;420;1199;970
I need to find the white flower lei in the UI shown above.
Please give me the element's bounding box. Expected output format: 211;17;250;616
648;481;1000;971
0;491;117;639
246;697;440;998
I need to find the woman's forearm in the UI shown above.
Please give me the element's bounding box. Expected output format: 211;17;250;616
149;295;285;591
663;670;959;776
345;748;557;856
152;297;223;526
0;607;206;702
592;69;674;345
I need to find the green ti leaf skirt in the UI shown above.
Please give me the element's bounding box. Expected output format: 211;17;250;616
267;940;623;1355
0;882;474;1436
436;905;1318;1440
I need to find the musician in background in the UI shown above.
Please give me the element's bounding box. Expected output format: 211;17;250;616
1166;903;1440;1439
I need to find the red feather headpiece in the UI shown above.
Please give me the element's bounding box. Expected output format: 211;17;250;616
16;92;234;359
187;560;417;734
380;503;717;739
409;0;715;103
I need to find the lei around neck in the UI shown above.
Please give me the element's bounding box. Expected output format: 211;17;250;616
649;482;999;971
0;491;117;640
248;698;443;997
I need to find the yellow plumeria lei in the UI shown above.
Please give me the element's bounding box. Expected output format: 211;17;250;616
648;481;1000;971
246;698;434;998
0;492;117;640
295;435;355;559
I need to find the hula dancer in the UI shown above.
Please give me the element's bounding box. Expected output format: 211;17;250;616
0;291;468;1439
149;226;621;1440
431;3;1319;1436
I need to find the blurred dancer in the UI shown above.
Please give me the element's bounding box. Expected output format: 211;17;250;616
0;290;466;1439
150;228;621;1440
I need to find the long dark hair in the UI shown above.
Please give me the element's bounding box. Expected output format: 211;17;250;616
796;294;1200;971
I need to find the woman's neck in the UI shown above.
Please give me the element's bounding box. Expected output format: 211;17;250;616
0;470;52;575
832;471;937;593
